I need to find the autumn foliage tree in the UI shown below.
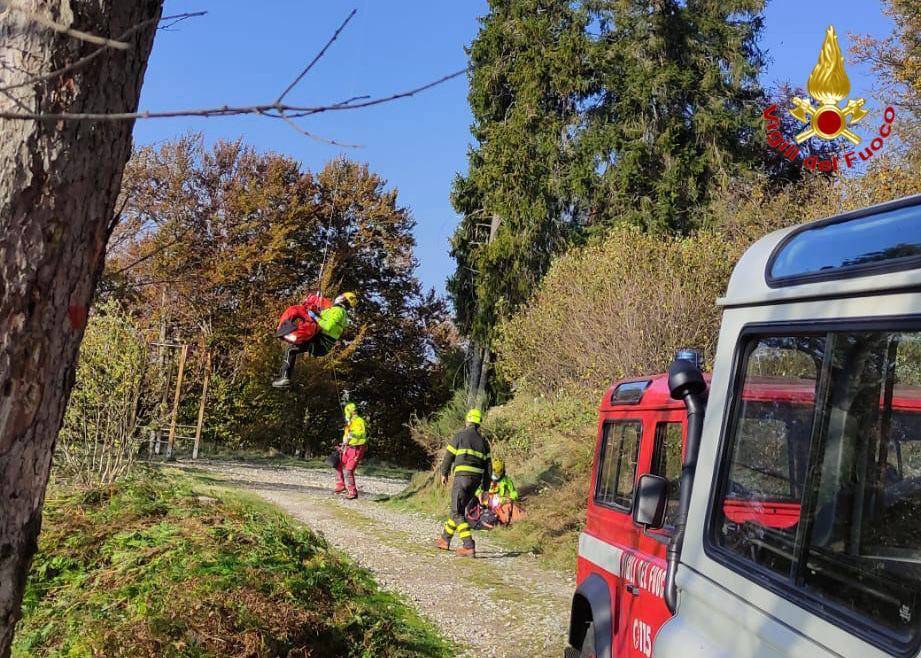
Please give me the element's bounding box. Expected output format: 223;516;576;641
106;136;454;464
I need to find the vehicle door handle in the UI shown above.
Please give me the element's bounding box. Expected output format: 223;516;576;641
625;583;640;596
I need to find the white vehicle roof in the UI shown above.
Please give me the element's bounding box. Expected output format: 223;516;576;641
720;194;921;308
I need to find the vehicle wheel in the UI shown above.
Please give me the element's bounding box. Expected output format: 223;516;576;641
580;621;596;658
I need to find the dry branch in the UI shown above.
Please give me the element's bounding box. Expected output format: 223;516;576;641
0;12;207;94
0;6;467;146
0;68;468;122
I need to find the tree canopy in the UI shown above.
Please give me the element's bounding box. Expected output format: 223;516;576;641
450;0;769;348
106;136;455;464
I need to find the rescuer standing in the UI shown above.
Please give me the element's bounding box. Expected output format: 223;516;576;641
435;409;491;557
334;402;367;499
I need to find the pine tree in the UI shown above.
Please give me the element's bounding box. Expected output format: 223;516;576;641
578;0;766;232
448;0;590;401
449;0;767;400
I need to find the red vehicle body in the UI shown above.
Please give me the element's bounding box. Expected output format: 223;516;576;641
567;372;921;657
568;374;689;658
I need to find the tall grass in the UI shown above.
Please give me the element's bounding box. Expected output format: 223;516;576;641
14;468;452;658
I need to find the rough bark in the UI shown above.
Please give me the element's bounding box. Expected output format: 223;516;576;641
466;343;490;410
0;2;162;655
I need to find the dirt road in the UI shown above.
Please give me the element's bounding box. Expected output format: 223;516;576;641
183;460;573;658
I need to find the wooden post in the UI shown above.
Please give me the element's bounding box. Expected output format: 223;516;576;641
192;351;212;460
166;344;189;461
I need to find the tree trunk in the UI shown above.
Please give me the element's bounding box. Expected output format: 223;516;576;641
466;342;490;410
0;3;162;655
466;342;482;409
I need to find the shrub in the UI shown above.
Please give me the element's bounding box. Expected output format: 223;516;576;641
495;226;740;396
408;388;469;457
496;159;921;398
57;301;150;485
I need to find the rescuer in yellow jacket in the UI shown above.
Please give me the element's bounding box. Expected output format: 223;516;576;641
273;291;357;388
334;402;367;499
435;409;491;557
477;458;519;505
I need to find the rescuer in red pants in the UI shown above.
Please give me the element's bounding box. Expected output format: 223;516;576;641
334;403;367;499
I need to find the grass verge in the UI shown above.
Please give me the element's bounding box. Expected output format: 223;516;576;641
13;467;452;658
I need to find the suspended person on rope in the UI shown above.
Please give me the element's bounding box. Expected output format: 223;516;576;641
334;402;367;499
272;291;358;388
435;409;491;558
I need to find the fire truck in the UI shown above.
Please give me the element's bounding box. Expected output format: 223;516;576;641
566;194;921;658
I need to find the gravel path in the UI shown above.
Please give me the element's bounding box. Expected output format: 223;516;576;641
181;460;573;658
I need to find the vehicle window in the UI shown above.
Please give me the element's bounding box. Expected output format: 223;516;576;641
595;421;641;510
651;422;682;527
717;336;818;576
713;329;921;649
802;331;921;644
768;200;921;284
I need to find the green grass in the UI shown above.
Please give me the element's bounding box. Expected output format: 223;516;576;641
13;468;452;658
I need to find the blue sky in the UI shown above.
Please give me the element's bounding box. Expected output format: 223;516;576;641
134;1;895;295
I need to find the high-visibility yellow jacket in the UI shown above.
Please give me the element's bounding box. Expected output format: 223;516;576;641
477;475;519;501
317;306;348;340
343;415;367;446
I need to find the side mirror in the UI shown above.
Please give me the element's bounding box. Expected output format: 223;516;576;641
632;474;668;529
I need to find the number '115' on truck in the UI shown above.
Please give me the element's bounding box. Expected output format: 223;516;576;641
566;194;921;658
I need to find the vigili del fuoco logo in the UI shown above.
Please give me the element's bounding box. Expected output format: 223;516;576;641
763;25;896;173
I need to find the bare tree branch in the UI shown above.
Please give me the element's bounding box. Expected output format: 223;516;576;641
1;0;131;49
0;67;468;122
158;12;206;31
275;8;356;104
275;111;363;148
0;6;468;145
0;12;206;94
108;232;188;276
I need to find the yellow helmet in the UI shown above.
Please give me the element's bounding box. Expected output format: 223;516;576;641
491;457;505;478
465;409;482;425
334;291;358;308
344;402;357;419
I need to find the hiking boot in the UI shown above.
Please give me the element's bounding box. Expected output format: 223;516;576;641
345;492;358;500
271;376;291;388
333;486;347;495
435;537;451;550
455;545;476;558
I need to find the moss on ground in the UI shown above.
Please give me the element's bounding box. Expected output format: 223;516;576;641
12;467;452;658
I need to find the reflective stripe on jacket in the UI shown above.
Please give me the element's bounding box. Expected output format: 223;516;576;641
318;305;348;339
343;416;367;446
440;426;491;486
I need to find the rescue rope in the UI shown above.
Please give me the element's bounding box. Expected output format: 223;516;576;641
315;166;344;298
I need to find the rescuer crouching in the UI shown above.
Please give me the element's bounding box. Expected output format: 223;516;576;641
435;409;491;558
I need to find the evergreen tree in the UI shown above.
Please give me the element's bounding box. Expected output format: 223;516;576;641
448;0;590;368
449;0;767;398
579;0;766;232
